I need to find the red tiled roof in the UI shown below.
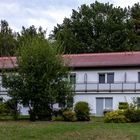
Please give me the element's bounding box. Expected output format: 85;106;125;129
63;52;140;68
1;52;140;69
0;57;17;69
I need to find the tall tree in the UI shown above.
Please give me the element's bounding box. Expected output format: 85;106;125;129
0;20;17;56
3;36;73;121
51;1;129;54
126;3;140;50
17;25;46;46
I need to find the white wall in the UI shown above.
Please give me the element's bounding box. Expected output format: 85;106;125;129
73;68;140;83
74;93;140;115
72;68;140;116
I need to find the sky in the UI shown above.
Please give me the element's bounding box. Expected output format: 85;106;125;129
0;0;140;36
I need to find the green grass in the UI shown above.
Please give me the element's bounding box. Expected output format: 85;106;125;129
0;117;140;140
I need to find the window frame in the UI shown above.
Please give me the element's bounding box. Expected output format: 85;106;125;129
98;72;114;83
138;72;140;83
69;73;76;84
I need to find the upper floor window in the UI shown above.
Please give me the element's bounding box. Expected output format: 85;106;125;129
138;72;140;83
99;73;114;83
70;73;76;84
99;73;105;83
107;73;114;83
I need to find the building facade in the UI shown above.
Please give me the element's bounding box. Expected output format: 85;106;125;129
1;52;140;116
63;52;140;116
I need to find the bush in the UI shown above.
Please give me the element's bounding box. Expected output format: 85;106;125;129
104;110;127;123
52;108;68;117
63;110;77;122
52;115;64;121
118;102;129;110
103;109;113;115
0;103;11;116
74;101;90;121
124;109;140;122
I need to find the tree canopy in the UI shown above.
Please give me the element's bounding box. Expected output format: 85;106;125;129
0;20;17;56
50;1;140;54
3;36;73;121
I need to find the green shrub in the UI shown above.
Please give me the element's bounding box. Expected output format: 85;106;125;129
52;115;64;121
74;101;90;121
124;109;140;122
118;102;129;110
53;108;68;117
0;103;11;116
103;109;113;115
63;110;77;122
104;110;127;123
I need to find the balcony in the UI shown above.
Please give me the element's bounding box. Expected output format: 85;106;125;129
73;82;140;92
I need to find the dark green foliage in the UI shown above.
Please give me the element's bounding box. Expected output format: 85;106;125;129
51;2;140;54
118;102;129;110
0;20;17;56
124;109;140;122
0;99;19;120
52;108;68;117
52;115;64;121
3;36;73;121
51;2;128;53
74;101;90;121
0;103;10;115
6;99;19;120
104;110;127;123
63;110;77;122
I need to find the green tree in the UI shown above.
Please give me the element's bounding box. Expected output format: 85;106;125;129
0;20;17;56
51;1;128;53
3;36;73;121
126;3;140;50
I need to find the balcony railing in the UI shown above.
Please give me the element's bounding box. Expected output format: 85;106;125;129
73;82;140;92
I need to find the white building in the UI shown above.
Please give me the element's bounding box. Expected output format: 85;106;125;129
63;52;140;116
1;52;140;116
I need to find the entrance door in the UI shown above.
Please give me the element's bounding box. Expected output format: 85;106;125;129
96;98;104;116
96;97;113;116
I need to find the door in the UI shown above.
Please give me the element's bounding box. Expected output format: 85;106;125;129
96;98;104;116
96;97;113;116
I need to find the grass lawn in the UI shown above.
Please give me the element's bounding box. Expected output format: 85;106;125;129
0;117;140;140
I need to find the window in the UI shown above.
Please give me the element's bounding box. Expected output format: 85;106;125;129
107;73;114;83
70;73;76;84
105;98;113;109
99;74;105;83
137;98;140;108
99;73;114;83
138;72;140;83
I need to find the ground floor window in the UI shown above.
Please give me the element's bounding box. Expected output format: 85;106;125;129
96;97;113;116
137;98;140;108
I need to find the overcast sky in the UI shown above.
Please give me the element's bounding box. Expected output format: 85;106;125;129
0;0;140;36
